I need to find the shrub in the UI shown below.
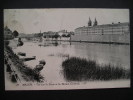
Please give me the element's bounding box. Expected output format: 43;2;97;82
62;57;130;81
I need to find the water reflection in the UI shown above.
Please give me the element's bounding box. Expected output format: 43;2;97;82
38;41;60;47
72;42;130;69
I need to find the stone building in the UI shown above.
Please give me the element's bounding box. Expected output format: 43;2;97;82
71;18;130;44
75;18;129;35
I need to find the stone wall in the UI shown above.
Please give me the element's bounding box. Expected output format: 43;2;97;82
71;33;130;44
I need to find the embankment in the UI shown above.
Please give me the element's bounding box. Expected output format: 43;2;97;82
71;34;130;44
4;40;44;82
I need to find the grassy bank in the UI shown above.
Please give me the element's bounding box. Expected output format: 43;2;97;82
4;42;44;82
62;57;130;81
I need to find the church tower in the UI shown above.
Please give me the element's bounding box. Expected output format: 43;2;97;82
93;18;98;26
88;17;92;26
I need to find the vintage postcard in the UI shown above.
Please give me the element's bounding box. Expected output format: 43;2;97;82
4;8;130;90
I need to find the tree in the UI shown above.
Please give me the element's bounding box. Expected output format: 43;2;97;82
62;34;66;37
4;40;9;46
34;33;43;37
13;30;19;38
54;33;59;39
66;34;71;37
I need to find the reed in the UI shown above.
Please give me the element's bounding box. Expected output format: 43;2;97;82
62;57;130;81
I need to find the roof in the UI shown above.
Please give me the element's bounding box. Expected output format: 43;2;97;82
75;22;129;30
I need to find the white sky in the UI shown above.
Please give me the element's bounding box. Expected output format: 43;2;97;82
4;8;129;34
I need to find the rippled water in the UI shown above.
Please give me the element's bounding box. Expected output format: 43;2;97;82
12;40;130;82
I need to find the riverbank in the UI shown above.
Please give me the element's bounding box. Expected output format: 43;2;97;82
4;40;44;83
71;33;130;45
69;40;130;45
42;39;130;45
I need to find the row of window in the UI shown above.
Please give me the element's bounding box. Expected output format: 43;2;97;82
76;29;129;33
76;26;129;31
76;28;129;32
76;30;129;34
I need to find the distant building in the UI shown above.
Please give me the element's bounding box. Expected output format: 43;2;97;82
43;31;57;38
58;30;68;36
58;30;74;37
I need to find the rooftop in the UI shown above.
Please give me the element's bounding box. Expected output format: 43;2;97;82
76;22;129;30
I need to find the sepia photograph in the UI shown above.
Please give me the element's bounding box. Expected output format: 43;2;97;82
4;8;130;90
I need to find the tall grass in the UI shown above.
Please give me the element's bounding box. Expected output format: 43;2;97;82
62;57;130;81
4;44;44;82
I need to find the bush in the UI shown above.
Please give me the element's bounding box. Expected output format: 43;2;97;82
13;30;19;38
39;60;46;65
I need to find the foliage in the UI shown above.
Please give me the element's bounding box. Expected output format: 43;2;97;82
62;57;130;81
34;33;43;37
62;34;71;37
13;30;19;38
54;33;59;39
4;40;9;46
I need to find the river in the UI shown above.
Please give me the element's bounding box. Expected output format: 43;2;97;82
12;40;130;83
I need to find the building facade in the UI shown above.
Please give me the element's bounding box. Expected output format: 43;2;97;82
72;18;130;44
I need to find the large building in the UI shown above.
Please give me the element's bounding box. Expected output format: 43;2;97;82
4;26;14;40
71;18;130;44
75;18;129;35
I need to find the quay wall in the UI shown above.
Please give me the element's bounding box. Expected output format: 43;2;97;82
71;33;130;44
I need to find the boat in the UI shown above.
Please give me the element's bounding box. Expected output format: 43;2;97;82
17;52;26;56
17;41;23;46
34;64;44;72
20;56;36;61
39;60;46;65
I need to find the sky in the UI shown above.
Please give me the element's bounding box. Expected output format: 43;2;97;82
4;8;129;34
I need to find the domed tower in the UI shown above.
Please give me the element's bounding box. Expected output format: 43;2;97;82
88;17;92;26
93;18;98;26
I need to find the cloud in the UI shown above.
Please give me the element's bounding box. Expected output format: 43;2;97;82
4;9;129;34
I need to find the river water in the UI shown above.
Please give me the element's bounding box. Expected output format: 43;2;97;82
12;40;130;83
